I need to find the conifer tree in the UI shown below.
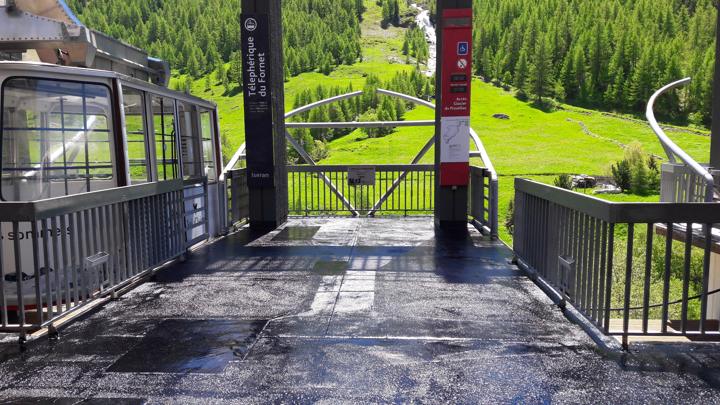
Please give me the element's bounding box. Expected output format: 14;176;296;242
529;38;553;102
514;50;529;91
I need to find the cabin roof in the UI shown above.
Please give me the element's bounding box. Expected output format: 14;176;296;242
0;61;216;109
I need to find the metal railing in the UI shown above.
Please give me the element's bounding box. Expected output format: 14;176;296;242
661;163;712;203
226;168;250;227
469;166;498;237
648;78;715;202
514;178;720;347
288;164;435;216
0;180;187;337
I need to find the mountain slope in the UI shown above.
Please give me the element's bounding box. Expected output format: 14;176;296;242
66;0;364;78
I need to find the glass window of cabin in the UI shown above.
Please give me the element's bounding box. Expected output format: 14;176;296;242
177;101;201;179
199;109;216;182
1;78;115;201
151;96;178;181
122;87;149;184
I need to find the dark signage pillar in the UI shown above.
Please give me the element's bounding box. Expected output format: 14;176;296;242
241;0;288;231
711;5;720;172
435;0;473;231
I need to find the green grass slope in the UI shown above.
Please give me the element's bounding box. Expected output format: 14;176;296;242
321;80;710;241
173;0;712;243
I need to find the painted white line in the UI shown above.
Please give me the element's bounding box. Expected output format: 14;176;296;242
275;335;489;342
306;276;343;315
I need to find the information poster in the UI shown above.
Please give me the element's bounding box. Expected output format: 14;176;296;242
439;8;473;187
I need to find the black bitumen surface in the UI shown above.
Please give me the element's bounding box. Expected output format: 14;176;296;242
0;218;719;404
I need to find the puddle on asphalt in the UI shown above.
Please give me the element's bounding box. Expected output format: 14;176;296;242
108;319;267;374
272;226;321;241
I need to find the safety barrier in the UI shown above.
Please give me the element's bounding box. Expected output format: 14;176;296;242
0;180;187;338
514;178;720;347
288;164;435;216
661;163;712;203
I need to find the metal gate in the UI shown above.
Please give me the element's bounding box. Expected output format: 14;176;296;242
288;164;435;216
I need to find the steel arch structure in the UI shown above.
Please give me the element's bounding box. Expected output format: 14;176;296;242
221;88;498;225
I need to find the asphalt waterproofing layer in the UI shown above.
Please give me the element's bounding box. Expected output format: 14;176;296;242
0;218;718;403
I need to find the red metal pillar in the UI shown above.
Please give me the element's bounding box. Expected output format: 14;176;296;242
435;0;473;230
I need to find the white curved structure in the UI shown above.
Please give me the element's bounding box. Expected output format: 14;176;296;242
647;78;715;202
223;88;496;174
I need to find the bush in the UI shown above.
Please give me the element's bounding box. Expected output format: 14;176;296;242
627;141;657;195
553;174;573;190
611;142;659;195
611;160;631;191
515;89;529;102
311;140;329;161
624;141;645;167
630;159;649;195
648;156;661;193
688;112;704;127
360;107;394;138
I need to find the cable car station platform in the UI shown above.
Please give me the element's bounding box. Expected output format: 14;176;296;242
0;217;718;403
2;0;720;402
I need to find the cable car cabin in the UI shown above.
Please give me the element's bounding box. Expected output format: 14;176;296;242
0;61;224;315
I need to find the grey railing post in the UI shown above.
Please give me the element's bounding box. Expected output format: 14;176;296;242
490;177;499;239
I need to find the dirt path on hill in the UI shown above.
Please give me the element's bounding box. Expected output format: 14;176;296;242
567;118;664;160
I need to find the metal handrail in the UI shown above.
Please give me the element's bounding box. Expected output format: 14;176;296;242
287;164;436;215
470;128;497;180
647;78;715;202
514;178;720;343
221;87;499;177
219;144;246;181
0;179;184;221
516;178;720;224
376;88;435;109
288;164;434;172
0;178;188;336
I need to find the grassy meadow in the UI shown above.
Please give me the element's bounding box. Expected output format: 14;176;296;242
175;0;711;245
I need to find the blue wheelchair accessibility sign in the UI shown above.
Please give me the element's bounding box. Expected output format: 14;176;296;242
457;42;469;56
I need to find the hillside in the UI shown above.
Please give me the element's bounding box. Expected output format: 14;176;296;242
66;0;364;77
321;77;710;241
473;0;717;126
66;0;717;126
67;0;715;242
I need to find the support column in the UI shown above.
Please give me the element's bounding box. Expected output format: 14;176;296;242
435;0;473;231
711;4;720;170
241;0;288;231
